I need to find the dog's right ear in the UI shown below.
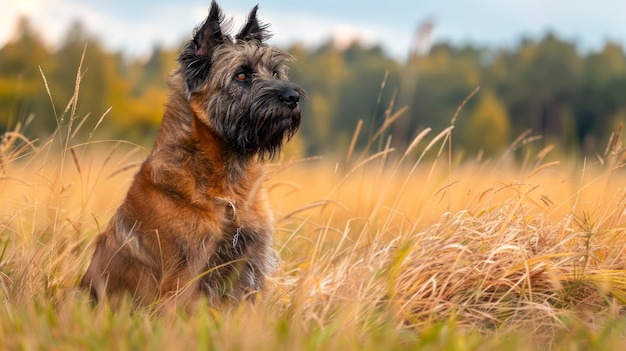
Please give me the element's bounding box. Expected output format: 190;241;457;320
178;0;226;96
194;1;226;56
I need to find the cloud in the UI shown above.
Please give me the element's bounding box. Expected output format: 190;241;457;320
3;0;625;62
0;0;191;57
1;0;108;49
263;10;410;57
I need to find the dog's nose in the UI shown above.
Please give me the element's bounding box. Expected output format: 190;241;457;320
279;89;300;109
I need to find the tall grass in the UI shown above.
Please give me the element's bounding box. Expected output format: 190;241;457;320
2;61;626;350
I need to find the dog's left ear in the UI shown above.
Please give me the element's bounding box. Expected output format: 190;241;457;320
236;5;272;43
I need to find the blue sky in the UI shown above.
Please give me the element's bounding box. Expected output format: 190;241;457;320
1;0;625;60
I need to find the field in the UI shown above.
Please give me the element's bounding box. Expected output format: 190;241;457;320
2;85;626;350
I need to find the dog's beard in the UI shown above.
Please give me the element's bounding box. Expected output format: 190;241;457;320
209;81;304;160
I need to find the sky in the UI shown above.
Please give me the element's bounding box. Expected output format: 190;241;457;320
1;0;626;61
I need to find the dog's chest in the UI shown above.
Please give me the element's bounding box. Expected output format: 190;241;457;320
196;200;273;301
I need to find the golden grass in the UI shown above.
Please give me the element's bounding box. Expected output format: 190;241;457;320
267;129;626;343
2;69;626;349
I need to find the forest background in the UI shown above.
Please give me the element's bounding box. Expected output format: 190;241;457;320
1;17;626;158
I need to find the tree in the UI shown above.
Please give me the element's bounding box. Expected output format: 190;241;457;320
393;43;484;151
0;17;51;131
506;35;583;144
578;43;626;150
460;89;511;156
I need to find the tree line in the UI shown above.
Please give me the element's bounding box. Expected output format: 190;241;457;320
2;17;626;157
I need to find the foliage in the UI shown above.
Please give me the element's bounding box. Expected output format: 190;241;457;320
2;19;626;157
0;18;170;143
460;89;511;156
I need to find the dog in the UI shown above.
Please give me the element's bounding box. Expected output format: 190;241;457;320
80;0;305;309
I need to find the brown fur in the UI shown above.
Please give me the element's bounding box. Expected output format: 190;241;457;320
80;1;304;309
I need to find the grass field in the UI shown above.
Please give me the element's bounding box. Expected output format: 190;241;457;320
2;80;626;350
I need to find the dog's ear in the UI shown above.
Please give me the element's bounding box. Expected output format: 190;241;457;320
236;5;272;43
178;0;226;96
194;0;226;56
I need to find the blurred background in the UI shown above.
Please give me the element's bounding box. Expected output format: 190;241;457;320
1;0;626;158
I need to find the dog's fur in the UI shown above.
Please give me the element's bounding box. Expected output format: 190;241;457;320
80;0;305;308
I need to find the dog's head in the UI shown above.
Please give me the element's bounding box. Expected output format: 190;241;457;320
178;0;305;160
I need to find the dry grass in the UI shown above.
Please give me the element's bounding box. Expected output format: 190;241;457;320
267;126;626;345
2;67;626;350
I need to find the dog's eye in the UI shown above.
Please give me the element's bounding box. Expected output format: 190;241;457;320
272;71;279;78
235;72;248;81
